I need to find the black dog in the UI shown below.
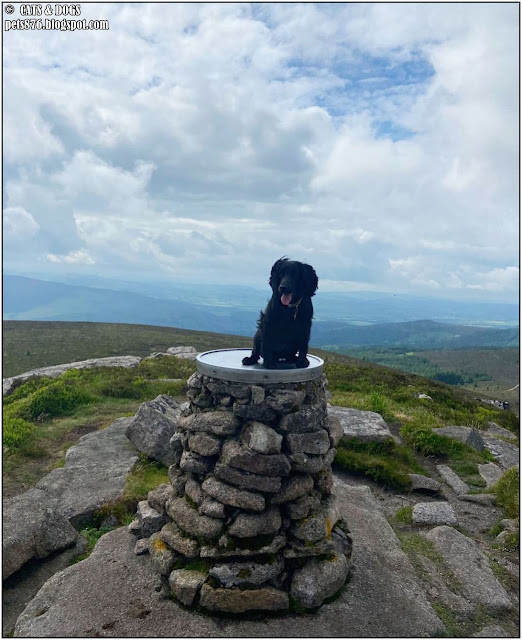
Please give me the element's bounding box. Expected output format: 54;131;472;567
242;258;318;369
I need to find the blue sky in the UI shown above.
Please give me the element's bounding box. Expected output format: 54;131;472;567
3;2;519;302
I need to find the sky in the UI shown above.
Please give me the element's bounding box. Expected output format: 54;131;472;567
3;2;519;302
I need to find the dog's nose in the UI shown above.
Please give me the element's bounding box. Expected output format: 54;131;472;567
279;284;292;294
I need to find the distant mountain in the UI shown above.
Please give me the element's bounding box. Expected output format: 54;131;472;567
3;275;518;350
3;275;258;336
312;319;519;349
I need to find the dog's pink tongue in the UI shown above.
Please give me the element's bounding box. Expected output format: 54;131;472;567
281;293;292;306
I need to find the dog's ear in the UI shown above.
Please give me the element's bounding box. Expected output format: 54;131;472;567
269;257;288;290
300;263;318;297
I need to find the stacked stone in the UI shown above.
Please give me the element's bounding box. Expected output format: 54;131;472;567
131;372;352;614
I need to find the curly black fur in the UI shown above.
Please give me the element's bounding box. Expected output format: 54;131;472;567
242;257;318;369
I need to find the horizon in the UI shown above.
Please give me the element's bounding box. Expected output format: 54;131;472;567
3;270;521;308
3;3;519;304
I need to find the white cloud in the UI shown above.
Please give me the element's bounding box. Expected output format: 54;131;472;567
2;3;518;302
47;249;96;265
4;206;40;237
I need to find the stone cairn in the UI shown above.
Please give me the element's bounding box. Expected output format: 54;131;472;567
131;367;352;614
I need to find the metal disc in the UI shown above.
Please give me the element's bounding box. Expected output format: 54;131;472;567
196;348;324;384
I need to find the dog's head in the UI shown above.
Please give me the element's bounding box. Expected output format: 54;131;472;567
269;257;318;306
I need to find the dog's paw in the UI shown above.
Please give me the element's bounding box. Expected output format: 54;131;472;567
242;356;258;366
296;357;310;369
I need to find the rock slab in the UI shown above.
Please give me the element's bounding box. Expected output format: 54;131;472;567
3;489;78;580
424;526;513;613
3;356;142;395
35;417;139;528
328;406;392;443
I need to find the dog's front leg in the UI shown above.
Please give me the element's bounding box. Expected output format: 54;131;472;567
295;330;311;368
242;330;261;366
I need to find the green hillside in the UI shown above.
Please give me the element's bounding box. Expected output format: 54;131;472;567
3;320;518;508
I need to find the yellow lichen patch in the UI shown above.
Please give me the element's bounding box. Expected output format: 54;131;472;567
151;538;168;552
326;517;333;538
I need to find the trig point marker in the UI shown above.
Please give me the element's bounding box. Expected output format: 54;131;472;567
136;347;351;614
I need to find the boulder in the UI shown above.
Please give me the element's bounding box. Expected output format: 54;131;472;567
432;426;485;452
184;478;204;506
482;436;519;469
328;406;392;443
478;462;504;488
290;511;328;542
412;502;458;526
436;465;470;495
408;474;442;494
126;395;181;466
290;552;349;609
3;489;78;579
483;423;518;442
166;346;198;360
475;625;512;637
35;417;139;527
424;526;513;613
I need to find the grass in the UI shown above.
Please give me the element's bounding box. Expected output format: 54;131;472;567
334;438;425;490
124;453;170;502
3;321;518;499
393;506;413;524
490;468;519;519
2;357;193;455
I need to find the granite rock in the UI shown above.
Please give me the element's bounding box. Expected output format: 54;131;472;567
126;395;181;466
202;476;265;512
228;506;282;538
166;497;224;540
240;421;282;454
290;552;350;608
214;462;282;493
199;584;289;613
168;569;206;606
220;440;291;477
412;502;458;526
